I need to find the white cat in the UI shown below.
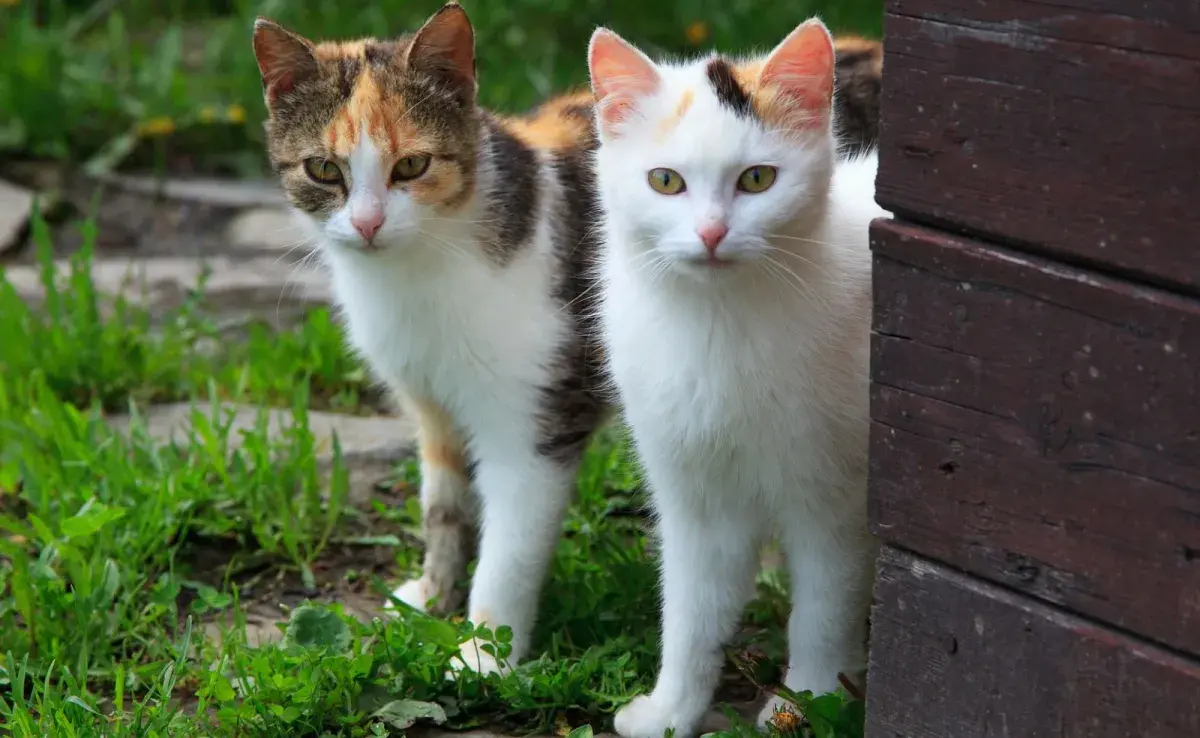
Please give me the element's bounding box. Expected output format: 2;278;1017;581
588;18;885;737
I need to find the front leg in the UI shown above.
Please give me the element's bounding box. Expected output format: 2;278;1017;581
615;496;761;738
451;449;577;674
758;508;876;726
386;399;475;616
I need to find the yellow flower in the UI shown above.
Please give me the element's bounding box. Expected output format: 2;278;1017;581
226;104;247;124
0;0;21;8
768;703;803;733
685;21;709;46
199;106;217;123
137;116;176;138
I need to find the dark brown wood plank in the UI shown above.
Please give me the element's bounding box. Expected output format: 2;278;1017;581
867;546;1200;738
876;0;1200;292
868;218;1200;654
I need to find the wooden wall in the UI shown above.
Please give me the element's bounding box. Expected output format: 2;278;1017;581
865;2;1200;735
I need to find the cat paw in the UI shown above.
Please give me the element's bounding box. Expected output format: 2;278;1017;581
382;577;436;615
614;695;700;738
446;637;507;677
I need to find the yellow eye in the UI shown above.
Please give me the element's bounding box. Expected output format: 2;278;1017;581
393;155;432;182
303;158;343;185
737;165;777;193
647;168;686;195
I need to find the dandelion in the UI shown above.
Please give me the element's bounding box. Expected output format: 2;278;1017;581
226;104;247;124
768;703;804;734
199;106;217;123
137;116;175;138
685;20;709;46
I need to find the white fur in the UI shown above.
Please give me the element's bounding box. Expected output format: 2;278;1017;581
296;127;579;673
595;52;885;737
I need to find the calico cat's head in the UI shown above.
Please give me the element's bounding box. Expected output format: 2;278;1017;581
252;3;479;253
588;19;837;276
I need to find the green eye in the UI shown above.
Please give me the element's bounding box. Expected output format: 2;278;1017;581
303;158;343;185
737;165;778;193
647;168;686;195
393;155;432;182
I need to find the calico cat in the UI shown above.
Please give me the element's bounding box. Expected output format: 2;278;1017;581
252;2;608;674
589;18;885;738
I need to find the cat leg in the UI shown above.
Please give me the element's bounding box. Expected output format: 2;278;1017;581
615;495;761;738
386;399;475;615
758;511;876;726
450;449;576;675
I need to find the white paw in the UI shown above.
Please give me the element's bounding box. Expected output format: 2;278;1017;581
383;577;435;615
614;694;699;738
446;637;507;677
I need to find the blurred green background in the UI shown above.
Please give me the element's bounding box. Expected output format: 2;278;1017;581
0;0;883;178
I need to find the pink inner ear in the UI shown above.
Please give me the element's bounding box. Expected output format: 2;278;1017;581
589;31;659;130
760;22;835;124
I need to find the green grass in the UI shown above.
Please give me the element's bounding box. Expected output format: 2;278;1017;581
0;0;883;175
1;0;880;733
0;212;867;735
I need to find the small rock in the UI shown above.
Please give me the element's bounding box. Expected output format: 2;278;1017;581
6;254;331;307
98;174;286;208
108;402;416;466
0;179;35;254
227;207;310;252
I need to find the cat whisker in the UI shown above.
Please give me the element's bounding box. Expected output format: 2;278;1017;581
760;253;818;304
417;229;474;265
272;235;319;267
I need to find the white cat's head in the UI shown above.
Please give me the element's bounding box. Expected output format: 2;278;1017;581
588;19;837;279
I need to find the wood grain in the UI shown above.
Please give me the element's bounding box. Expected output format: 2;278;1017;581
867;546;1200;738
868;218;1200;655
876;0;1200;292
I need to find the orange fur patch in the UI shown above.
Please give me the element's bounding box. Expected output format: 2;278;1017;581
656;88;694;139
409;397;469;480
501;90;595;151
323;67;431;160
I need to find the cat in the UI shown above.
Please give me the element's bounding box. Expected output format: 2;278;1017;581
252;2;610;674
588;17;885;738
831;36;882;156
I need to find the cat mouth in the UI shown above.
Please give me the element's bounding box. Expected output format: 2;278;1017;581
679;253;736;269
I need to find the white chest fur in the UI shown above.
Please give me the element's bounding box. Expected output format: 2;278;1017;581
324;234;564;456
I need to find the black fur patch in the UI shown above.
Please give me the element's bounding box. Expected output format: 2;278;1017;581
833;46;882;157
364;41;399;67
480;115;539;265
337;56;361;98
706;58;753;117
533;141;611;463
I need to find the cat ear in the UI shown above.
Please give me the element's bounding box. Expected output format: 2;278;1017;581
253;18;318;107
588;28;660;136
407;2;477;101
757;18;835;129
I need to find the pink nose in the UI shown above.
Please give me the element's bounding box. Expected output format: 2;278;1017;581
352;211;384;241
697;222;729;252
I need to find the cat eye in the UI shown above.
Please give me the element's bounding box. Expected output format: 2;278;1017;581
647;168;686;195
303;158;344;185
737;165;778;194
393;155;432;182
